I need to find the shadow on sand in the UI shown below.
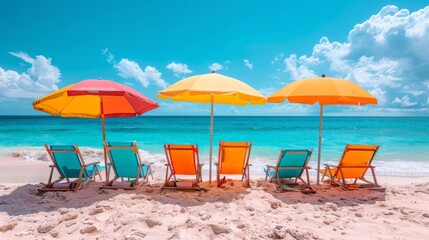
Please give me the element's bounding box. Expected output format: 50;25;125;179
0;179;387;216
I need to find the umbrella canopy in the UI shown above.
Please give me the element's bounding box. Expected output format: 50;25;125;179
268;76;377;105
267;75;377;184
33;79;159;183
33;79;159;119
158;71;266;183
158;72;266;105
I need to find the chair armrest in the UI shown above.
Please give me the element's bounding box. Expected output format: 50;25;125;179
49;164;55;168
164;163;170;166
324;164;337;168
142;161;154;166
84;162;100;167
198;163;204;166
307;166;312;169
266;165;276;169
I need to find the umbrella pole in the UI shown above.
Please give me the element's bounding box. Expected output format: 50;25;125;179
317;104;324;185
101;97;109;185
209;95;214;185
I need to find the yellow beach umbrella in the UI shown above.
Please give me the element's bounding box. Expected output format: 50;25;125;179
268;75;377;184
158;71;266;183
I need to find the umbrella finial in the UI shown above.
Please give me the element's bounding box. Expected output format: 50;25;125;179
212;70;216;74
321;74;326;78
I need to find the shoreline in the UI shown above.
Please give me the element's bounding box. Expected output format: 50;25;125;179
1;156;429;185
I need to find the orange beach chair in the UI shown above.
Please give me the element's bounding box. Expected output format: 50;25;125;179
320;144;385;190
163;144;203;190
215;141;252;187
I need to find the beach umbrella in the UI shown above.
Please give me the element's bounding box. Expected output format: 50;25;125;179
33;79;159;181
267;74;377;185
157;71;266;184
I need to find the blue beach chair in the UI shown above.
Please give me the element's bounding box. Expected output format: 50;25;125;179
40;144;104;192
102;141;154;190
264;149;315;193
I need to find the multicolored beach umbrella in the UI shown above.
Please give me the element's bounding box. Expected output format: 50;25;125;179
33;79;159;180
268;75;377;185
158;71;266;184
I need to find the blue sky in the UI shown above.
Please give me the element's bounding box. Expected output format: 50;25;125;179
0;0;428;116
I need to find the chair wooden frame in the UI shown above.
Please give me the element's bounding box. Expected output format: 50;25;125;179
216;141;252;187
39;144;102;192
265;149;314;193
162;144;203;191
321;144;385;190
102;141;154;190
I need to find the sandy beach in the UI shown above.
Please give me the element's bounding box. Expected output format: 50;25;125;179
0;158;428;240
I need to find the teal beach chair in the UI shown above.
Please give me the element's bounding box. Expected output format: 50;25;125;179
264;149;315;193
102;141;154;190
40;144;104;192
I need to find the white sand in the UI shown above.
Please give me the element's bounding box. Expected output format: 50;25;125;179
1;157;429;239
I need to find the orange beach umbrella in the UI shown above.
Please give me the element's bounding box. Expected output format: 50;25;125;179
158;71;266;184
33;79;159;181
268;75;377;184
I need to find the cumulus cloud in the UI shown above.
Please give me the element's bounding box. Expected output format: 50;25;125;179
208;63;223;72
243;59;253;70
166;62;192;77
282;5;429;113
0;52;60;99
116;59;167;88
102;49;168;88
392;95;417;107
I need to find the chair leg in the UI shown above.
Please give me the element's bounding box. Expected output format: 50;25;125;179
246;165;250;187
276;175;283;192
305;168;313;190
371;167;379;186
264;168;269;181
149;166;154;180
47;166;55;186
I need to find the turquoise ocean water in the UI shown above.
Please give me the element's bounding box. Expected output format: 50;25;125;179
1;116;428;176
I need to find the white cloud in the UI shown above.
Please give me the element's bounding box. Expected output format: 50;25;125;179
369;87;387;105
208;63;223;72
0;52;60;99
258;87;276;96
281;5;429;112
284;54;317;80
166;62;192;77
271;53;284;64
101;48;115;64
268;103;314;115
115;59;167;88
103;49;168;88
243;59;253;70
392;95;417;107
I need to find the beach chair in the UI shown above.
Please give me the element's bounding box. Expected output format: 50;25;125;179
162;144;203;191
264;149;315;193
102;141;154;190
40;144;104;192
215;141;252;187
320;144;384;190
